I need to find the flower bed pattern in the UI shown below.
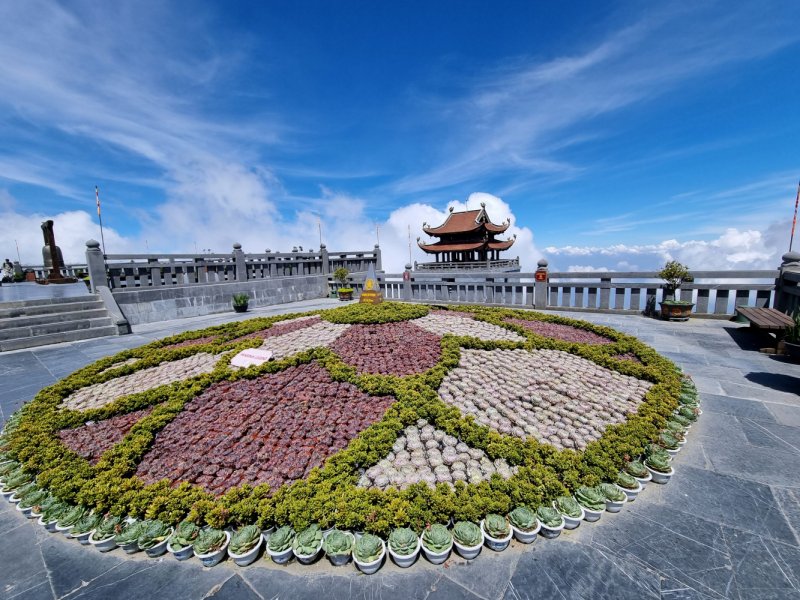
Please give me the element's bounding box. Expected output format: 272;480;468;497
135;362;394;495
228;315;321;344
161;336;219;350
330;321;442;376
98;358;139;374
505;318;613;345
413;313;524;342
258;321;350;360
360;420;516;490
58;353;224;412
612;352;643;364
58;407;156;465
438;348;651;450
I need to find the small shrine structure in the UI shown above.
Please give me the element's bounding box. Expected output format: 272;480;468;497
416;203;519;271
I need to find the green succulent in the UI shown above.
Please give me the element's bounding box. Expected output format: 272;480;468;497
41;500;70;523
31;495;58;515
422;524;452;553
645;444;671;463
18;490;48;510
230;525;261;555
268;525;295;553
70;513;103;536
91;515;125;542
555;496;582;518
658;432;680;450
168;520;200;550
598;483;626;502
354;533;383;563
138;520;172;549
484;513;511;538
292;524;323;555
15;482;38;499
645;453;672;473
114;520;150;545
616;472;638;489
193;528;227;555
671;413;691;426
666;420;685;433
57;505;88;528
0;461;19;478
2;468;32;490
389;527;418;555
575;486;605;511
626;461;649;479
322;530;353;557
452;521;481;548
508;506;537;532
536;506;563;528
678;406;698;421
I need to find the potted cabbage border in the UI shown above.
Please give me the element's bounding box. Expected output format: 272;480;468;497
69;513;103;545
616;471;642;502
421;523;452;564
482;513;513;551
115;520;150;554
598;483;627;513
388;527;420;568
575;486;606;521
645;446;675;484
626;460;652;488
193;528;230;567
9;481;36;504
657;260;694;321
229;524;264;567
292;524;323;564
536;506;565;539
322;529;354;567
89;515;125;552
16;489;48;519
55;504;88;536
553;496;584;529
353;533;385;575
39;500;70;532
508;507;539;544
267;525;295;564
452;521;483;560
138;520;173;557
168;520;200;560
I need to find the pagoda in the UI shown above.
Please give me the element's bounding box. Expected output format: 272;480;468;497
416;203;519;271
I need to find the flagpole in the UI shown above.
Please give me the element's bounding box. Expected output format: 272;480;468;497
14;239;21;263
790;180;800;252
408;225;412;264
318;212;323;247
376;218;380;246
95;187;107;256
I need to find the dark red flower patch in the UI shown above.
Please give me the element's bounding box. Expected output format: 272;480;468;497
331;321;442;376
228;315;321;344
505;318;614;345
59;407;156;465
612;352;642;364
134;362;394;496
162;336;219;350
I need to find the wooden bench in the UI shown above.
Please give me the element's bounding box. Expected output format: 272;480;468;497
735;307;796;337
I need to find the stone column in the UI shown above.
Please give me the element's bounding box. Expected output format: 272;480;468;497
375;244;382;271
403;263;412;300
534;258;548;309
776;251;800;314
85;239;107;292
320;244;329;275
13;261;22;276
232;242;247;281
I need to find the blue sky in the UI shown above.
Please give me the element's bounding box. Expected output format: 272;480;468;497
0;0;799;271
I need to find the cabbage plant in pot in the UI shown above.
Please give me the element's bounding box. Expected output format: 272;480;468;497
115;520;150;554
322;529;354;567
16;489;47;519
69;513;103;545
508;507;539;543
553;496;584;529
452;521;483;560
292;524;323;564
388;527;420;568
645;450;674;484
657;260;694;321
168;520;200;560
89;514;125;552
193;528;230;567
482;513;513;551
575;486;606;521
9;481;36;504
616;471;642;502
229;524;263;566
138;520;173;557
353;533;385;574
39;500;70;532
597;483;627;513
55;504;88;536
536;506;565;539
267;525;295;564
421;523;452;564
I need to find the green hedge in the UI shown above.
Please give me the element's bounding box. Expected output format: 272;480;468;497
1;302;680;535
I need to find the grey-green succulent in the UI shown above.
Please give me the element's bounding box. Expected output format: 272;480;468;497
508;507;537;532
422;524;452;553
575;486;605;511
268;525;295;553
18;490;47;510
354;533;383;563
672;413;691;426
91;515;124;542
645;453;672;473
56;505;88;528
230;525;261;555
168;520;200;550
114;520;150;545
658;432;680;450
322;530;353;557
598;483;626;502
70;513;103;536
389;527;418;555
453;521;481;547
41;500;70;523
555;496;582;518
666;420;685;433
138;520;172;549
678;406;698;421
645;444;671;462
193;528;227;555
484;513;511;538
535;506;562;528
616;472;638;489
2;467;32;490
31;495;59;515
14;482;38;498
626;461;649;479
292;524;323;555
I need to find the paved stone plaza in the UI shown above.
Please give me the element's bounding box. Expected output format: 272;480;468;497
1;305;799;599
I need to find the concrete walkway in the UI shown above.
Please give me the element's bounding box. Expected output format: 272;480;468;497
1;307;799;599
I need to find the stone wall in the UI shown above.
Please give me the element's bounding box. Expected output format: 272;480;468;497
111;275;328;325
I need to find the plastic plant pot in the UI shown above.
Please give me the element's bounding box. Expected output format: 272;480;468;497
267;545;293;565
55;523;74;537
15;502;33;518
167;542;194;561
229;534;264;567
293;546;322;565
605;496;627;513
388;537;421;568
89;533;118;553
421;539;452;565
8;492;21;504
539;518;565;539
143;529;174;558
453;531;484;560
39;515;59;533
665;445;681;458
510;521;540;544
552;501;584;530
1;488;15;502
616;481;642;502
74;529;95;546
353;539;385;575
353;530;365;540
194;531;230;567
634;471;652;490
481;520;513;552
581;506;604;522
261;525;276;538
118;540;141;554
646;465;675;484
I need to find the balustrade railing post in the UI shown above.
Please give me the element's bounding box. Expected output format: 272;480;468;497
375;244;382;271
403;264;412;300
534;259;548;309
85;239;107;292
231;243;247;282
776;251;800;316
600;278;611;309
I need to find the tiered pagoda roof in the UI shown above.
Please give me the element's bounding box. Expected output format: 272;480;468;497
417;203;515;258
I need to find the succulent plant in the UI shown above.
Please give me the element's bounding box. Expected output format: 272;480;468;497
616;471;638;489
57;505;88;528
388;527;418;555
15;482;38;498
268;525;295;553
230;524;262;555
645;453;672;473
2;467;32;490
665;420;685;433
18;490;47;510
70;513;103;536
626;461;649;479
555;496;582;518
354;533;383;563
114;520;150;545
575;486;606;511
678;406;698;421
598;483;626;502
508;506;537;532
41;500;70;523
484;513;511;538
168;520;200;550
91;515;124;541
0;461;19;478
453;521;482;547
193;528;227;555
671;413;691;426
322;530;353;556
536;506;563;528
292;524;323;556
138;520;172;549
422;523;452;553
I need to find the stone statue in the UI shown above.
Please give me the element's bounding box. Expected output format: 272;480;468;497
40;220;70;283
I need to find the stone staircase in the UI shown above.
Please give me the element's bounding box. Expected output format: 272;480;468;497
0;295;122;351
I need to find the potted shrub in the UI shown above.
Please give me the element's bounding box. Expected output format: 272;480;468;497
232;293;250;313
508;507;539;543
452;521;483;560
597;483;627;513
553;496;584;529
421;523;452;564
115;520;150;554
267;525;295;564
536;506;565;539
322;529;354;567
168;520;200;561
334;267;352;301
229;524;264;566
138;520;173;557
193;528;230;567
616;471;642;502
68;513;103;545
481;514;513;551
388;527;420;568
657;260;694;321
292;524;323;564
89;514;125;552
782;313;800;360
575;486;606;522
353;533;385;574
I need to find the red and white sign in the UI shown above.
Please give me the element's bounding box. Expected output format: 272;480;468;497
231;348;274;368
403;271;410;281
535;270;547;282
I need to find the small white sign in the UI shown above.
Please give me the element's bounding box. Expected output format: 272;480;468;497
231;348;274;368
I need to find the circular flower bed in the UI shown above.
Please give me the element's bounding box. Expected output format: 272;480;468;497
1;302;690;572
505;317;614;345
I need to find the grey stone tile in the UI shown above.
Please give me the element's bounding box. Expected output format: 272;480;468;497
429;576;483;600
659;578;717;600
0;520;49;600
661;352;710;366
690;376;725;395
3;578;54;600
766;403;800;427
700;395;776;422
723;528;800;599
772;487;800;546
719;380;800;406
702;435;800;487
692;411;749;446
440;545;521;599
205;574;259;600
738;419;800;455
